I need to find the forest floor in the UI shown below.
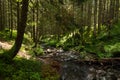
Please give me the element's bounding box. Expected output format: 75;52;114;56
0;41;60;80
0;41;31;59
0;41;58;65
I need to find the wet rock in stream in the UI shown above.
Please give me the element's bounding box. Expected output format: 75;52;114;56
54;51;81;61
60;62;88;80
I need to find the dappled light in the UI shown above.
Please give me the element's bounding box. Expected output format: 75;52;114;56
0;0;120;80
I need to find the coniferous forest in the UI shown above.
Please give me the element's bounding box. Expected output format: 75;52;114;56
0;0;120;80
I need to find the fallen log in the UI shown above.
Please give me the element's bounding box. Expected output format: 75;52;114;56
37;55;120;66
74;58;120;66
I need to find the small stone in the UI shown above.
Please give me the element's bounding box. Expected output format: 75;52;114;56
47;49;52;53
57;48;64;53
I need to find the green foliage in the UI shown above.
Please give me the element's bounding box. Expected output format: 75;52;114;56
57;22;120;59
0;29;16;41
0;57;60;80
23;33;32;45
41;35;59;47
56;32;81;50
34;46;44;56
16;0;22;2
29;45;44;56
96;22;120;41
47;40;58;47
111;22;120;36
56;36;72;50
40;22;120;59
85;22;120;58
0;29;32;45
104;43;120;57
0;49;4;54
0;58;42;80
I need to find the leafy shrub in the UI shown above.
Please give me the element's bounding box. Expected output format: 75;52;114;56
34;47;44;56
104;42;120;57
29;45;44;56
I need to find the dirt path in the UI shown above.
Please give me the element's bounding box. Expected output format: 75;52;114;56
0;41;31;59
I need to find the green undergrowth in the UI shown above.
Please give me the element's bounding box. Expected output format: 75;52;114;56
0;29;32;55
0;58;42;80
29;45;44;56
41;22;120;59
0;29;17;41
0;29;32;45
0;58;60;80
77;23;120;58
41;35;59;47
0;49;4;54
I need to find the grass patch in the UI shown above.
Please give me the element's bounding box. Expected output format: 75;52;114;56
0;58;42;80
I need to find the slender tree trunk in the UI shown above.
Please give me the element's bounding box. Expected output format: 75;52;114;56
34;0;39;47
79;3;84;45
98;0;102;34
102;0;106;24
84;1;88;26
32;8;36;45
17;2;20;32
115;0;119;22
93;0;97;38
87;0;92;36
8;0;11;31
0;0;5;30
2;0;5;30
10;0;13;38
0;0;2;30
4;0;7;28
108;0;113;37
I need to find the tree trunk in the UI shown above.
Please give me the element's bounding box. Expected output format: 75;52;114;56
35;0;39;47
32;7;36;45
0;0;5;31
87;0;92;36
8;0;11;31
0;0;2;30
79;3;84;45
115;0;119;22
98;0;102;34
10;0;13;38
17;1;20;33
108;0;113;37
93;0;97;38
2;0;29;60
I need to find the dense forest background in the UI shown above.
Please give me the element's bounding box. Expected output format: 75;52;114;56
0;0;120;80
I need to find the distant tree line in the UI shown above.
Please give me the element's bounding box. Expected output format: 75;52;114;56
0;0;119;40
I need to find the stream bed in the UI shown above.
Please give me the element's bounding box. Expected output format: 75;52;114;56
60;61;120;80
39;46;120;80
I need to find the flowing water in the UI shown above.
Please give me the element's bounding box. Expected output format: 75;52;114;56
40;45;120;80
